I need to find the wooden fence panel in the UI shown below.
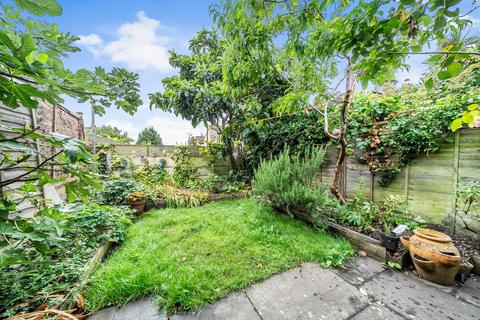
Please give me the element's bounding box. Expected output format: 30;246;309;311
455;129;480;237
321;129;479;238
373;170;406;204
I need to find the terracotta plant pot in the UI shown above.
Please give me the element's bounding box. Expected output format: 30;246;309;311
129;200;147;215
401;229;461;286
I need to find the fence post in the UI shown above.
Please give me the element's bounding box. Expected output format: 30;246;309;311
451;131;460;235
342;158;347;198
369;172;374;202
50;105;56;177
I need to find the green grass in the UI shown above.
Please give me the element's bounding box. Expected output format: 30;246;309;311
84;198;353;312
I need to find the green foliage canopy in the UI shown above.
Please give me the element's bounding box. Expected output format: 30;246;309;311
96;125;133;144
0;0;142;270
137;126;163;146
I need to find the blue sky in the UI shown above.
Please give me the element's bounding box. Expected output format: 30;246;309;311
37;1;480;144
47;0;215;145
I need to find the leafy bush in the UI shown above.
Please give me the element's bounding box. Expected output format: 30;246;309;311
199;141;226;174
337;199;378;232
99;178;138;205
172;146;199;187
136;164;168;186
201;175;224;193
0;204;134;317
200;175;245;194
253;147;326;217
333;190;422;233
378;195;421;233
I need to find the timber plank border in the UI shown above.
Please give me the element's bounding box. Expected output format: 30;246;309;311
325;221;387;262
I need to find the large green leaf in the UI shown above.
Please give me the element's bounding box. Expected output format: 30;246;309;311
14;0;62;16
437;70;451;80
0;140;37;155
447;62;462;78
450;118;463;132
0;247;28;269
0;77;41;109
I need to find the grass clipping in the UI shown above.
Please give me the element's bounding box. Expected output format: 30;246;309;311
84;199;352;313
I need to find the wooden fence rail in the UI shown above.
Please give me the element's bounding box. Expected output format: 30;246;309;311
320;128;480;239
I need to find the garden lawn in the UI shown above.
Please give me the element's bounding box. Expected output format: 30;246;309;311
84;198;353;313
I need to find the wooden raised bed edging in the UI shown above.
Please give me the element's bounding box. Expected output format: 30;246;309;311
286;207;387;262
81;241;113;280
325;221;387;262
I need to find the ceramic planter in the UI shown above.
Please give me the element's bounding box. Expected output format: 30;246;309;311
401;229;461;286
129;199;147;215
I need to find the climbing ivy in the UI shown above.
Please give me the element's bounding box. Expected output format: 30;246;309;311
349;67;480;185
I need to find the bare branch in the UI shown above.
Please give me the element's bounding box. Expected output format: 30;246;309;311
388;51;480;56
0;150;62;188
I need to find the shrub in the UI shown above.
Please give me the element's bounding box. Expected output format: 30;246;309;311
136;164;168;186
99;178;138;205
0;204;134;317
378;195;421;233
172;146;199;187
253;147;327;218
199;141;226;174
337;199;378;232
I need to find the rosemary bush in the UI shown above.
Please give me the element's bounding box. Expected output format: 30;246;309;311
252;147;327;216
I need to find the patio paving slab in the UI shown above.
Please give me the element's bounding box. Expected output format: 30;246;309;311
170;292;260;320
455;275;480;307
89;257;480;320
333;256;386;286
351;303;404;320
360;269;480;320
88;297;167;320
244;262;368;319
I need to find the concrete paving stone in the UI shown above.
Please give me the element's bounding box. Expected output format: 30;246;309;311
351;303;405;320
88;306;116;320
333;257;386;286
361;269;480;320
88;298;167;320
455;275;480;307
245;262;369;320
171;292;261;320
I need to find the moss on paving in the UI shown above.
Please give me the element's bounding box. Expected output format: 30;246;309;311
84;199;353;312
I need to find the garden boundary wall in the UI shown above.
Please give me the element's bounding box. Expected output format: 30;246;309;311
319;128;480;239
110;144;229;177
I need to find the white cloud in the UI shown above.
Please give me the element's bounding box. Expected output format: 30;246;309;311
77;11;172;72
145;116;205;145
465;15;480;26
77;34;103;47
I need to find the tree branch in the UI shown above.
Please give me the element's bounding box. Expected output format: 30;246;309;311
0;70;105;98
0;127;39;143
388;51;480;56
0;150;62;187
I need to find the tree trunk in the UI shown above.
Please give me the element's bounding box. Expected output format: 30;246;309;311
323;59;356;204
330;135;348;204
225;137;238;171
